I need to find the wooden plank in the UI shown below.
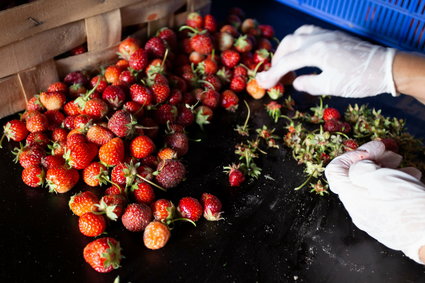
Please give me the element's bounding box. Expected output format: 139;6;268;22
18;60;59;100
121;0;185;27
0;0;146;48
55;46;119;78
0;75;27;118
0;21;86;79
85;9;122;52
148;17;171;37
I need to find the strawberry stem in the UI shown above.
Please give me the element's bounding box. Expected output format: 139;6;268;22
294;172;315;191
198;79;215;90
168;217;196;227
0;133;6;149
242;100;251;131
136;174;166;192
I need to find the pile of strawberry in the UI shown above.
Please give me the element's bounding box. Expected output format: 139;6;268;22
1;8;285;273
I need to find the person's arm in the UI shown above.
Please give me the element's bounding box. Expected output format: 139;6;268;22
393;52;425;104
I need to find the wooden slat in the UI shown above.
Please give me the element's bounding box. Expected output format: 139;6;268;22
85;9;122;52
0;21;86;79
18;59;59;100
121;0;186;27
55;46;119;78
0;75;27;118
0;0;146;48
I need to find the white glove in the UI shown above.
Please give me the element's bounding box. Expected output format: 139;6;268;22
326;140;425;264
256;25;397;98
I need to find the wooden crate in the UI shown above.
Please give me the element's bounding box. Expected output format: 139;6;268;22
0;0;211;118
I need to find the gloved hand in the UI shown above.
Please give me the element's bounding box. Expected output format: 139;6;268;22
326;140;425;264
256;25;397;98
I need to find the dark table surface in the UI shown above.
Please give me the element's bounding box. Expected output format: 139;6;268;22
1;1;425;282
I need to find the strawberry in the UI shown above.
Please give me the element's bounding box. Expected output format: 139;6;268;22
197;58;218;75
154;104;177;125
267;83;284;100
201;193;223;221
241;18;258;33
71;45;86;55
323;107;341;122
118;37;140;60
26;111;48;133
130;84;153;106
189;51;205;64
152;199;175;222
73;114;92;131
343;139;359;151
259;24;275;38
13;144;45;168
177;197;203;222
145;36;166;58
26;131;49;147
90;75;108;93
45;110;65;130
257;38;273;51
69;84;87;99
195;105;213;129
79;212;106;237
52;128;68;143
46;167;79;193
47;81;68;93
215;32;234;51
190;33;213;55
27;95;45;111
186;12;203;28
176;105;194;126
152;83;170;104
83;162;108;187
2;120;28;142
105;184;126;195
83;98;109;119
41;155;65;169
221;89;239;111
380;137;399;153
50;141;66;156
118;70;137;86
204;14;217;32
155;159;186;189
99;137;125;166
64;101;81;116
83;237;122;273
323;120;340;133
234;35;253;53
221;49;240;68
121;203;153;232
69;191;99;216
157;147;177;161
227;14;242;29
220;24;238;36
143;221;170;250
64;142;97;170
169;89;183;105
156;27;177;50
203;74;222;91
129;48;149;71
246;79;266;99
102;85;126;109
201;89;220;109
64;71;88;86
104;65;122;85
140;117;159;139
165;132;189;157
87;125;114;146
227;165;245;187
66;133;87;149
116;59;129;69
132;182;155;204
108;109;136;137
95;194;127;221
339;122;351;134
130;135;155;159
22;165;44;188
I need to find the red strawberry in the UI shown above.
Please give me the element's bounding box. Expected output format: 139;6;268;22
105;184;126;196
177;197;203;222
47;81;68;93
156;27;177;50
64;71;88;86
253;49;270;64
203;74;222;91
69;84;87;99
190;33;213;55
234;35;253;53
259;24;275;38
130;135;155;159
118;37;140;60
130;84;153;106
99;137;125;166
95;194;127;220
257;37;273;51
64;101;81;116
195;105;213;129
122;203;153;232
230;76;247;93
26;111;48;133
52;128;68;143
145;36;166;58
2;120;28;142
104;65;122;85
201;193;223;221
108;109;136;137
157;147;177;161
102;86;126;109
66;133;87;149
154;104;177;125
169;89;183;105
323;120;340;133
64;142;97;170
27;95;45;112
323;107;341;122
79;212;106;237
116;59;129;69
26;131;49;147
267;83;284;100
132;182;155;204
69;191;99;216
152;199;175;222
71;45;86;55
176;105;194;126
90;75;108;93
152;83;170;104
143;221;170;250
380;137;399;153
339;122;351;134
13;145;45;168
186;12;203;28
118;70;136;86
204;14;217;32
83;237;122;273
45;110;65;130
155;159;186;189
39;91;66;111
165;132;189;157
41;155;65;169
73;114;92;131
227;165;245;187
83;162;108;187
22;165;44;188
87;125;114;146
83;98;109;119
129;48;149;71
343;139;359;151
233;65;248;77
198;58;218;75
46;167;79;193
201;89;220;109
221;89;239;111
221;49;240;68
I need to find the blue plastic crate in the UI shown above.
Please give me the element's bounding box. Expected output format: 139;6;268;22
276;0;425;53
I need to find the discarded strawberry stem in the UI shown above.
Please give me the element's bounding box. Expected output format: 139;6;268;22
168;217;197;227
294;173;315;191
136;174;166;192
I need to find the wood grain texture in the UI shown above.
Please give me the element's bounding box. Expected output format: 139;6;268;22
85;9;122;52
0;76;27;118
